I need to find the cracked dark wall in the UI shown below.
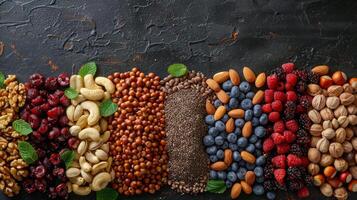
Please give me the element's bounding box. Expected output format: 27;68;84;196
0;0;357;199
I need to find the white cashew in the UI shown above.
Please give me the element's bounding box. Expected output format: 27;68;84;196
67;182;73;193
80;88;104;101
78;128;100;141
93;124;101;132
85;152;100;164
72;184;91;196
79;156;92;173
66;105;75;122
71;161;80;168
100;118;108;132
91;161;108;175
95;77;115;94
76;114;88;129
84;74;101;89
70;75;84;92
81;169;93;183
69;176;85;185
73;105;83;121
71;94;86;106
66;168;81;178
80;101;100;126
77;141;88;156
91;172;111;191
95;149;108;161
69;125;81;137
103;91;111;100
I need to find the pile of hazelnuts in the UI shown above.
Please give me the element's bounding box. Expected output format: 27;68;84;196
307;65;357;200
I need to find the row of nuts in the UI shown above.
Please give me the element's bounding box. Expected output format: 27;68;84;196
66;74;115;195
308;66;357;199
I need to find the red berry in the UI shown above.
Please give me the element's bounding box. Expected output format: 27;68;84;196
264;89;274;103
48;127;60;140
263;138;275;153
285;120;299;132
262;104;272;113
34;165;46;179
268;112;280;122
27;88;39;100
30;106;42;116
31;96;45;106
47;107;61;119
283;130;296;143
286;91;297;101
45;77;58;91
29;73;45;88
285;82;294;91
60;95;70;107
49;153;61;165
276;143;290;154
57;73;70;87
267;75;279;89
48;94;59;107
272;155;286;168
286;73;298;86
271;132;285;144
274;91;286;102
28;114;41;129
287;154;302;167
273;121;285;133
276;82;285;91
282;63;295;73
271;100;283;112
297;187;310;198
274;168;286;186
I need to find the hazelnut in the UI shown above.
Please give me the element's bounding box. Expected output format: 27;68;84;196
320;76;334;89
334;187;348;200
312;95;326;110
334;105;348;118
344;152;356;167
342;141;353;153
337;116;349;128
352;137;357;151
340;92;355;106
331;118;340;129
322;89;328;96
307;84;322;96
327;85;344;97
347;105;357;114
334;128;346;143
349;166;357;179
320;183;333;197
334;158;348;172
348;180;357;192
317;137;330;153
308;110;322;124
310;124;323;137
350;78;357;89
308;148;321;163
321;107;334;121
308;163;320;175
345;127;354;141
326;96;340;109
322;120;332;129
347;114;357;125
329;143;344;158
311;136;321;147
332;71;347;85
320;154;334;167
343;83;353;93
321;128;335;140
327;178;342;188
324;166;337;178
313;174;325;186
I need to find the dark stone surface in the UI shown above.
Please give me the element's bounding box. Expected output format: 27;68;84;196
0;0;357;199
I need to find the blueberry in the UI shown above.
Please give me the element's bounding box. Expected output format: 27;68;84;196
230;86;240;98
227;171;237;182
235;119;245;128
249;135;258;143
231;162;239;172
256;155;266;166
227;133;237;143
219;132;228;139
254;166;263;177
236;168;247;180
253;104;262;117
246;163;255;170
246;91;255;99
259;113;268;125
229;98;239;109
214;99;222;108
215;121;225;132
217;171;227;180
229;143;238;151
241;99;253;110
255;149;262;157
221;114;229;123
203;135;214;146
266;192;276;200
238;160;246;166
225;180;233;188
237;137;248;147
210;155;218;162
205;115;215;125
222;80;233;91
239;81;251;93
252;117;260;127
254;126;266;138
233;151;241;161
214;136;224;146
234;128;242;136
244;109;253;121
222;141;229;149
214;149;224;160
253;184;265;195
255;140;262;149
210;170;218;179
206;146;217;155
238;93;246;101
208;127;219;137
256;176;264;183
246;143;255;153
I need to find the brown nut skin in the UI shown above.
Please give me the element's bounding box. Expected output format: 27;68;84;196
308;163;320;175
320;154;335;167
308;148;321;164
320;76;333;89
344;152;356;167
350;166;357;179
345;127;354;141
320;183;333;197
352;138;357;151
334;158;348;172
307;84;322;96
334;187;348;200
329;143;344;158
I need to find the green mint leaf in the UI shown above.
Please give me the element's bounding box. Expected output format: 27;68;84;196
99;99;118;117
65;87;79;99
167;63;188;77
205;180;227;194
96;188;118;200
0;72;5;88
18;141;38;165
79;62;97;77
12;119;33;135
60;150;75;169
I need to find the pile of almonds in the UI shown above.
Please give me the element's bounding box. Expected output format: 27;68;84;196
308;65;357;199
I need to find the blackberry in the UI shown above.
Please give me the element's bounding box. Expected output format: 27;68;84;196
290;144;304;157
304;175;313;186
270;67;285;80
297;136;311;146
275;181;287;191
299;114;312;130
263;180;277;191
295;80;307;93
299;95;312;109
308;71;319;84
287;167;302;180
288;180;304;192
283;101;296;120
293;70;308;81
264;164;274;179
296;129;309;138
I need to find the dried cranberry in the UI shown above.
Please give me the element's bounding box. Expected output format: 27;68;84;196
36;148;46;159
31;96;45;106
50;142;59;149
27;88;39;100
49;187;57;199
54;90;64;97
39;90;48;97
42;157;52;169
47;107;61;118
29;73;45;88
57;73;70;87
68;137;79;149
21;110;30;121
45;77;58;90
38;119;49;134
28;114;40;129
34;165;46;178
30;106;42;116
60;95;70;107
55;183;68;197
32;131;43;142
53;167;64;177
23;179;36;193
59;116;69;127
40;102;51;112
48;94;59;106
48;127;60;140
34;179;47;192
49;153;61;165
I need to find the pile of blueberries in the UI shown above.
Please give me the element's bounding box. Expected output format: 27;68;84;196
204;80;268;197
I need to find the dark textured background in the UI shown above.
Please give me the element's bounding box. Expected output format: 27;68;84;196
0;0;357;199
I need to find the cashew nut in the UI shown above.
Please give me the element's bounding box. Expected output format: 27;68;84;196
78;128;100;141
72;184;91;196
101;131;110;143
95;149;108;160
95;77;115;94
91;161;108;175
67;182;73;193
77;141;88;156
99;118;108;132
91;172;111;191
66;105;75;122
71;94;86;106
76;114;88;129
81;169;93;183
85;152;100;164
84;74;101;89
70;75;84;92
79;156;92;173
66;168;81;178
103;91;111;100
80;101;100;126
71;161;80;168
101;143;109;153
69;176;85;185
88;141;103;151
80;88;104;101
93;124;101;132
70;125;81;137
73;105;84;121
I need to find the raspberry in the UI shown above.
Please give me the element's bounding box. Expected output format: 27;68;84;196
285;82;294;91
273;121;285;133
262;104;273;113
286;73;298;86
272;155;286;168
276;82;285;91
273;91;286;102
263;138;275;153
271;132;285;144
267;75;279;89
283;130;296;143
274;169;286;186
297;187;310;198
285;120;298;132
286;91;297;101
268;112;280;122
282;63;295;73
265;89;274;103
276;143;290;154
287;154;301;167
300;157;310;167
271;100;283;112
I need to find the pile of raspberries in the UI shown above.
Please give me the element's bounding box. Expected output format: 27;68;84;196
261;63;318;198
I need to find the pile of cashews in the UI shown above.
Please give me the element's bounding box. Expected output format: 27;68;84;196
65;74;116;195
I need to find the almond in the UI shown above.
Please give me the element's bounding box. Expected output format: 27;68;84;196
213;71;229;84
242;121;252;138
230;183;242;199
312;65;329;75
252;90;264;105
243;66;256;83
210;161;228;171
216;90;229;104
224;149;233;166
206;79;220;92
241;151;256;164
307;84;322;96
245;171;256;186
225;118;235;133
240;181;252;194
228;109;244;118
255;73;266;88
229;69;240;85
214;106;226;120
206;99;216;115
